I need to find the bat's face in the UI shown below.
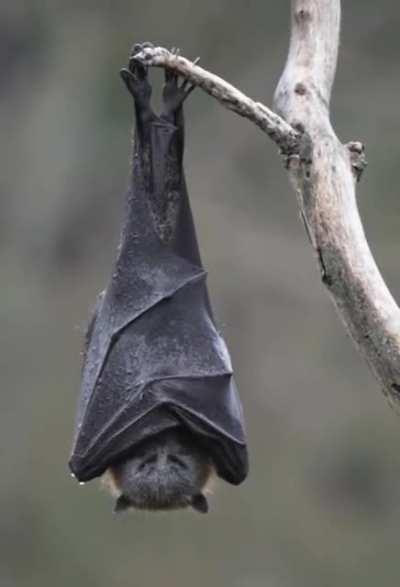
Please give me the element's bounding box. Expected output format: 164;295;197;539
104;428;215;513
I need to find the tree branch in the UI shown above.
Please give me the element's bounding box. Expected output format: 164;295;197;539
133;2;400;406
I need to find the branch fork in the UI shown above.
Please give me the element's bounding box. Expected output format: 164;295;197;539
133;2;400;406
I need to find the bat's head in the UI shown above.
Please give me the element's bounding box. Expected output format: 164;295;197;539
103;428;215;514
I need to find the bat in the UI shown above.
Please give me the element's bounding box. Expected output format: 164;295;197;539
69;43;248;513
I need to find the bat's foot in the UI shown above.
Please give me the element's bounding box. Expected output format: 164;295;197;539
161;47;196;120
120;42;154;116
121;43;196;121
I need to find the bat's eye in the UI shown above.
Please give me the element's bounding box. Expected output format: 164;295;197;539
137;453;157;471
167;454;188;469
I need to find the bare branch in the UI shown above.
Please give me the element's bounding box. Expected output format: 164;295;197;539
274;0;400;406
133;2;400;406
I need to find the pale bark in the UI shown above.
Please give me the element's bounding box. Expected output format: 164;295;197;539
133;1;400;405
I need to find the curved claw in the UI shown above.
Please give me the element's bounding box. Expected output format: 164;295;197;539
129;42;154;78
120;68;136;82
162;77;196;119
161;46;198;114
132;41;154;55
164;67;178;84
180;78;190;91
183;83;196;98
120;44;153;114
129;57;147;80
163;46;181;85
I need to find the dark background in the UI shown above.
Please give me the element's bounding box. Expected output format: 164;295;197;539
2;2;400;586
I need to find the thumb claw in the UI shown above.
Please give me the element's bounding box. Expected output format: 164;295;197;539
191;494;209;514
184;84;196;98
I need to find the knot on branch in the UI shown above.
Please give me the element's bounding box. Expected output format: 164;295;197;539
281;124;312;173
346;141;367;182
294;8;312;24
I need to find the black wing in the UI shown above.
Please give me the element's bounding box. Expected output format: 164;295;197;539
69;53;248;485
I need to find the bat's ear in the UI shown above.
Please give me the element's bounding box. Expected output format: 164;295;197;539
113;495;132;514
191;493;209;514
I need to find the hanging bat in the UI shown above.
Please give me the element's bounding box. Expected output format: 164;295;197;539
69;43;248;514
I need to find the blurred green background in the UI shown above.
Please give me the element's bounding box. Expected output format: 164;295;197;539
2;1;400;586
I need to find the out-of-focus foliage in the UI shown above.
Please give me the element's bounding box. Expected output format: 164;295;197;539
2;2;400;586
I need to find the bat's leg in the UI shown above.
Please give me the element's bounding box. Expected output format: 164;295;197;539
120;42;155;120
161;47;196;122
